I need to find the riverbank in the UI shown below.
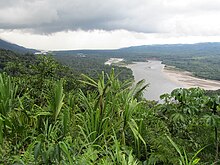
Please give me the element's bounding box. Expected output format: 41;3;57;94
126;60;220;100
104;58;124;65
163;66;220;90
103;58;220;100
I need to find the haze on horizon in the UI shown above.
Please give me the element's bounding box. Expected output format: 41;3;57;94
1;0;220;50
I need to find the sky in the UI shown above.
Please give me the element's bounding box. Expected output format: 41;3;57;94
1;0;220;50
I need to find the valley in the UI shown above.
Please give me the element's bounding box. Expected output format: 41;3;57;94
0;40;220;164
1;1;220;163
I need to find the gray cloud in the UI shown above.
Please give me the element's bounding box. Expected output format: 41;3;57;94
0;0;220;35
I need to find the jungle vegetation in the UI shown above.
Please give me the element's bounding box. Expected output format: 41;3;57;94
0;49;220;164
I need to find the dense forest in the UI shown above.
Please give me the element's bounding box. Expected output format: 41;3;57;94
54;54;133;82
53;43;220;80
0;48;220;164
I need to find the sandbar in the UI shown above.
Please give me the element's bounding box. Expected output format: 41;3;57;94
163;66;220;90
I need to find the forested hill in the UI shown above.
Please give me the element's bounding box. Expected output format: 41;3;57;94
0;48;133;83
0;49;35;70
0;39;37;53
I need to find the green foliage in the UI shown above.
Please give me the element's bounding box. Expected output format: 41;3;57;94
0;51;219;164
0;73;18;116
167;135;204;165
49;79;65;121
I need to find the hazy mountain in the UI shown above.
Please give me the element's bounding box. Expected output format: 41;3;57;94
119;42;220;54
53;42;220;54
1;39;220;57
0;39;37;54
52;42;220;57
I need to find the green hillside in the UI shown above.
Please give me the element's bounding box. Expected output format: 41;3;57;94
0;49;219;164
0;39;37;54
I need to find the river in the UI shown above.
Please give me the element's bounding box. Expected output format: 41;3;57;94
127;60;185;101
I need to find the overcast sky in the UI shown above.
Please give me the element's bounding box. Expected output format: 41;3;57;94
1;0;220;50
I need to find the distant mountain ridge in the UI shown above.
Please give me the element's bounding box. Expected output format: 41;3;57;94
119;42;220;53
0;39;37;54
51;42;220;60
1;38;220;57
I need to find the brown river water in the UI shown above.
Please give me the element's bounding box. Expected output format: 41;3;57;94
127;60;185;101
